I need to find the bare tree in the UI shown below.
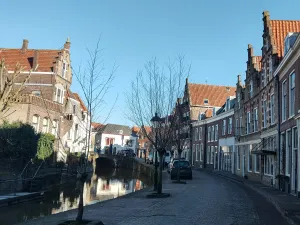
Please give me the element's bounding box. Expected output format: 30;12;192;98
0;59;37;120
73;39;116;222
127;56;190;194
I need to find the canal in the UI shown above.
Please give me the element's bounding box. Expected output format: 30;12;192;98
0;164;151;225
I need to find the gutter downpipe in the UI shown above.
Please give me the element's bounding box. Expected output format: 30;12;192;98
276;74;281;190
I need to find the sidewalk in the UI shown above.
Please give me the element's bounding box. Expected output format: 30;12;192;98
206;170;300;225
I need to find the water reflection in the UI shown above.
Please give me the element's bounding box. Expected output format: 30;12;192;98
0;164;150;225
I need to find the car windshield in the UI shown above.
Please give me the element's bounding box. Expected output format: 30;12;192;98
173;161;190;168
165;152;170;156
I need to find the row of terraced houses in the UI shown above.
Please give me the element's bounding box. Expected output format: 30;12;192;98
174;11;300;197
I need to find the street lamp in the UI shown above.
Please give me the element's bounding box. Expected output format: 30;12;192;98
151;112;160;191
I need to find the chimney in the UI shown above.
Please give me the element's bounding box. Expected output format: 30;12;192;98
247;44;253;58
262;11;270;31
33;50;39;71
22;39;28;51
237;75;242;86
64;37;71;50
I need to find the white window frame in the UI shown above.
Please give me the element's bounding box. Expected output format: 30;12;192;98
211;126;215;142
222;120;226;135
289;72;295;118
228;118;232;134
32;115;40;133
200;144;203;161
208;126;211;142
270;94;275;124
52;120;58;137
62;61;68;78
195;128;198;141
263;99;267;128
210;146;214;164
282;79;287;122
247;111;251;134
249;80;253;98
207;146;210;164
254;108;258;132
42;118;49;133
215;124;218;141
55;87;65;104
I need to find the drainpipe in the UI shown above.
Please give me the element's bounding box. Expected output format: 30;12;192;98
276;74;281;190
203;123;207;169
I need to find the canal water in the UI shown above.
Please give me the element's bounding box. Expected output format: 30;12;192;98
0;166;150;225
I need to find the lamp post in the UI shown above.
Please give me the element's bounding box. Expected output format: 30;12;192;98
151;112;160;192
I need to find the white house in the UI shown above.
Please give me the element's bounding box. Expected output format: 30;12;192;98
59;91;91;161
95;124;137;154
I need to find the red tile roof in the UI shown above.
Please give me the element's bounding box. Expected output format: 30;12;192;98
0;49;60;72
92;122;104;130
134;126;152;134
188;83;236;107
66;89;77;100
270;20;300;58
73;93;88;112
253;56;262;71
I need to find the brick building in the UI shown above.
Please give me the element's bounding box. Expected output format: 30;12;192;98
0;39;90;161
234;12;300;189
192;97;235;171
178;79;236;163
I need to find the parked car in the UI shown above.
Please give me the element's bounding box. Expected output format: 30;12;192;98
168;157;185;173
170;160;192;180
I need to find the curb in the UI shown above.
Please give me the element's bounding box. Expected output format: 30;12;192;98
206;171;297;225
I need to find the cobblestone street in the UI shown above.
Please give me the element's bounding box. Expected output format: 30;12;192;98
21;170;290;225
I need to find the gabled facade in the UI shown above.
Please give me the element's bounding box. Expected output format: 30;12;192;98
178;78;236;162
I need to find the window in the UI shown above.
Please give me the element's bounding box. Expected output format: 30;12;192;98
32;115;40;132
236;119;239;135
211;126;215;142
264;155;274;176
226;99;230;111
222;120;226;135
215;125;218;141
263;100;267;128
290;72;295;117
74;124;78;140
270;95;275;124
282;80;287;121
293;127;298;149
208;127;211;142
240;117;243;135
52;120;58;137
237;93;240;109
42;118;49;133
237;147;240;170
68;129;72;140
249;80;253;98
73;105;76;114
211;146;214;164
247;112;251;134
62;62;68;78
207;146;211;164
204;99;209;104
248;145;252;172
254;108;258;132
199;127;202;140
200;144;203;161
228;118;232;134
55;88;64;104
196;144;200;161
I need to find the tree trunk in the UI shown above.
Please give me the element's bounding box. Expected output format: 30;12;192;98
76;179;84;222
157;152;164;194
177;150;182;182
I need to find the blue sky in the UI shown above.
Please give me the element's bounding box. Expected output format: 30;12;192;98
1;1;300;126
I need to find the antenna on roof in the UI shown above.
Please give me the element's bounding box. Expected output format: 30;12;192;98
226;86;230;92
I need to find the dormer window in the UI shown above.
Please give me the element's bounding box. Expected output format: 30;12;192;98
204;99;209;104
62;62;68;78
